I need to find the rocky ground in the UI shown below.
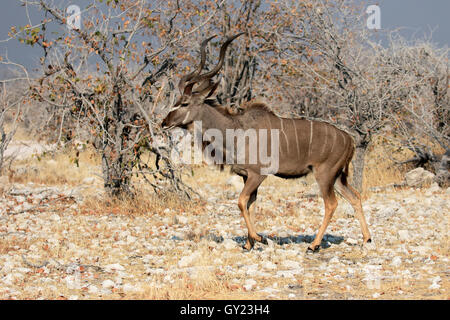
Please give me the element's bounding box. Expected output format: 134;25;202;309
0;168;448;300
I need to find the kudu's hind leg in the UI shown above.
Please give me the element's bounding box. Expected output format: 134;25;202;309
244;190;260;250
335;177;371;244
238;173;266;251
307;169;338;253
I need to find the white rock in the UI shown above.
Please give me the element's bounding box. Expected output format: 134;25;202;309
64;276;81;289
391;256;402;267
377;207;396;218
102;279;116;289
397;206;407;216
178;251;201;268
123;283;139;293
427;182;441;193
243;279;257;291
222;239;236;250
245;264;259;276
226;176;244;191
126;235;137;244
398;230;410;241
2;261;15;273
429;276;441;290
346;238;358;245
22;202;34;212
178;216;188;224
329;257;340;264
88;285;99;294
276;270;296;279
119;230;130;238
405;168;435;187
262;261;277;271
281;260;301;269
429;283;440;290
2;274;14;286
104;263;125;272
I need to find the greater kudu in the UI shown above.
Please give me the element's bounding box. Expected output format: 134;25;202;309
162;34;372;253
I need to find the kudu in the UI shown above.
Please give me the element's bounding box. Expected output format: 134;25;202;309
162;34;372;253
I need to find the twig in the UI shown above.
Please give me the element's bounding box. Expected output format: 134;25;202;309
21;254;49;268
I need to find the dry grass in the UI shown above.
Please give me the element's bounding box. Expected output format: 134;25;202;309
78;191;206;217
8;146;100;186
362;135;446;192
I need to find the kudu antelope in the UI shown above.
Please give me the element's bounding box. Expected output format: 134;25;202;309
162;34;372;253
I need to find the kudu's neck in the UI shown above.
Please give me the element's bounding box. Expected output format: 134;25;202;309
197;105;238;133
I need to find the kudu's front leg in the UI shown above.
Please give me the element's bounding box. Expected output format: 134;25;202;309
307;168;339;253
238;173;266;251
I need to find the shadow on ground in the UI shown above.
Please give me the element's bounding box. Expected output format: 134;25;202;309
170;233;344;249
232;233;344;249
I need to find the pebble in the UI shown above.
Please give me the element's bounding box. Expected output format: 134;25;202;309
101;280;115;289
0;180;447;300
262;261;277;271
104;264;125;272
88;285;99;294
346;238;358;245
391;257;402;267
243;279;257;291
398;230;410;241
281;260;301;269
222;239;237;250
178;251;201;268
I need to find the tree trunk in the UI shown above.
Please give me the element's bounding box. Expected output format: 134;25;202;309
351;132;370;192
101;152;133;197
352;144;367;193
98;85;135;197
433;149;450;187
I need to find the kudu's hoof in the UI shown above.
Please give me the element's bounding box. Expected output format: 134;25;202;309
242;238;255;252
257;233;268;245
361;238;377;254
306;245;320;254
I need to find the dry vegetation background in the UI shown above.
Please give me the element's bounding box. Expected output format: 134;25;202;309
0;0;448;300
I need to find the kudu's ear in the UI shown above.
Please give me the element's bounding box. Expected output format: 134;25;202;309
204;98;221;107
183;82;195;96
205;80;220;99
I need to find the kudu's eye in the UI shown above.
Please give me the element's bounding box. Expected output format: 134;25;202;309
181;103;189;107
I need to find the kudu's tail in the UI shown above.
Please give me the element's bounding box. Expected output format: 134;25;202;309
340;142;355;187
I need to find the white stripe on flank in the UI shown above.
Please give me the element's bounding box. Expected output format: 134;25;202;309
280;118;289;153
308;120;313;157
340;131;346;148
292;119;300;157
321;125;328;157
330;127;337;154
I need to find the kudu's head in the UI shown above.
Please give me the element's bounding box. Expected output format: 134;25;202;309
162;33;243;129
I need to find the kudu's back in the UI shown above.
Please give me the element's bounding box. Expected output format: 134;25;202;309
230;104;355;179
